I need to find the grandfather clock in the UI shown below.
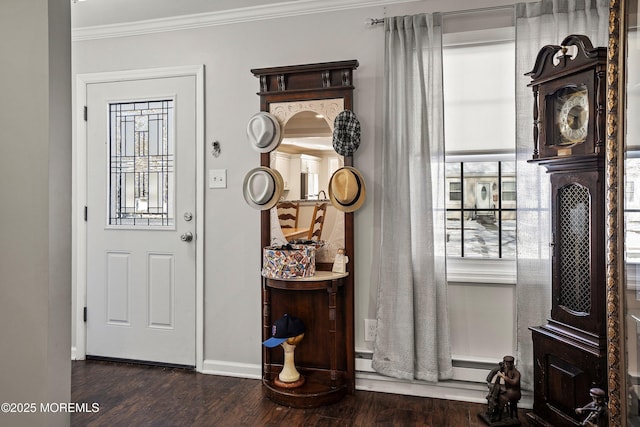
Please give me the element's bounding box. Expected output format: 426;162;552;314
526;35;607;426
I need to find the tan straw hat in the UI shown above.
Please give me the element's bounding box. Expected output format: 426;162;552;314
328;166;366;212
243;167;284;210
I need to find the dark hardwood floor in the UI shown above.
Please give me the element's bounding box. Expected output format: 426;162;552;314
71;360;535;426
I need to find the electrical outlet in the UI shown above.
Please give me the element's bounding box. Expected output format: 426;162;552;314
364;319;377;342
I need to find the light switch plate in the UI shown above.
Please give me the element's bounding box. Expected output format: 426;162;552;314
209;169;227;189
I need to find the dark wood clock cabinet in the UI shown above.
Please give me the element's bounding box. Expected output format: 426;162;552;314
525;35;607;426
251;60;358;408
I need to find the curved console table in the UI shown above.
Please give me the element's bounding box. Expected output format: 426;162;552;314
262;271;350;408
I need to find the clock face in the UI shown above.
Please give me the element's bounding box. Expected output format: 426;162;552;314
554;86;589;146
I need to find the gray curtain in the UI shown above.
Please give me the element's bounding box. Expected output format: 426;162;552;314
515;0;609;390
372;13;452;382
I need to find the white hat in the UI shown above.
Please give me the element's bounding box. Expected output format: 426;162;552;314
243;167;284;210
246;112;282;153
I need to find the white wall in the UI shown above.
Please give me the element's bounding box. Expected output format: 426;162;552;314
71;0;520;379
448;282;516;360
0;0;72;426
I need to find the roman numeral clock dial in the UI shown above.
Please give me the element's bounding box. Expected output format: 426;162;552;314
555;86;588;145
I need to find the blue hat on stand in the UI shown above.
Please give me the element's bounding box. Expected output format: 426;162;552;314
262;314;305;348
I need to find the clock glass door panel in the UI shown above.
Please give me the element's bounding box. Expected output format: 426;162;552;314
558;183;591;315
550;170;605;336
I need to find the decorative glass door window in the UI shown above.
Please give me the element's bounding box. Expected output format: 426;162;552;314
558;184;591;313
109;100;174;227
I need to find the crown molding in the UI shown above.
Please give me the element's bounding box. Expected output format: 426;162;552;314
72;0;412;41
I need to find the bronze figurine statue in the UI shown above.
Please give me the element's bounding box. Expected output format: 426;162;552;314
575;387;607;427
479;355;521;426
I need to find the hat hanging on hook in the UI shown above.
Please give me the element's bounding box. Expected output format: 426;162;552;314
246;112;282;153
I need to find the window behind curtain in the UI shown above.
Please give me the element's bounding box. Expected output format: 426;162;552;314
443;36;516;260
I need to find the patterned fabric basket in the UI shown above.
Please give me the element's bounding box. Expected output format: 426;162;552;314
262;244;316;279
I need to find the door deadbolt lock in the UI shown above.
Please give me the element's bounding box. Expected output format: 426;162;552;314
180;232;194;242
184;212;193;222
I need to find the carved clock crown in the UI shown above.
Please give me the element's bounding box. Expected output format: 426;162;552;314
526;34;606;81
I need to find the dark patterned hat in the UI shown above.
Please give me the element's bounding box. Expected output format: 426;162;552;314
332;110;361;156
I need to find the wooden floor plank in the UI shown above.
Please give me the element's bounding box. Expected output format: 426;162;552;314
71;360;534;426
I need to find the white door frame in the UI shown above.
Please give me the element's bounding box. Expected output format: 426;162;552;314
73;65;205;371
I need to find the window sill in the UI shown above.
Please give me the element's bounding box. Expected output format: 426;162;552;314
446;257;516;284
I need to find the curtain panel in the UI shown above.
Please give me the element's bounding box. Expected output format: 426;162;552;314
372;13;452;382
514;0;609;390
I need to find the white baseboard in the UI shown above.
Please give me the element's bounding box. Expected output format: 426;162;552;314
354;353;532;409
200;359;262;379
356;371;487;403
356;371;531;409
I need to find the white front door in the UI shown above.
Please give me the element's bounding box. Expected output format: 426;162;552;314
476;182;492;208
85;76;196;366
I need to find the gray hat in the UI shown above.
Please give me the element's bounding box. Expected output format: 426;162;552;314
243;167;283;210
332;110;361;156
247;112;282;153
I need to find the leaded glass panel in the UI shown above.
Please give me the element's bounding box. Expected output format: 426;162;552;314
109;100;174;227
558;184;591;313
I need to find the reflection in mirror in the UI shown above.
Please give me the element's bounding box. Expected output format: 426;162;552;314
626;1;640;423
268;100;345;263
270;110;343;201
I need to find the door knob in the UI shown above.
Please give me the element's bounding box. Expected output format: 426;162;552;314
180;232;193;242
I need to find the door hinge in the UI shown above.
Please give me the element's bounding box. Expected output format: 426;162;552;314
83;106;88;121
83;307;87;322
84;206;88;221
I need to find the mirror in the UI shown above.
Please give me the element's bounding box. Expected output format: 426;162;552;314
252;60;358;272
268;99;346;263
606;0;634;423
621;0;639;423
270;108;344;201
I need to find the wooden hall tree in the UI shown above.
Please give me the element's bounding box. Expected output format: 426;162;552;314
251;60;359;408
